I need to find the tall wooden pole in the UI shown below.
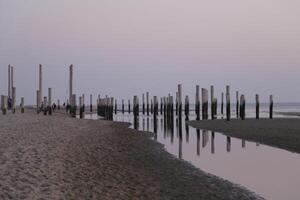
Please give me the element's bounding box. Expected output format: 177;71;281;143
226;85;230;121
39;64;43;109
255;94;259;119
196;85;200;120
69;65;73;106
48;88;52;115
12;87;16;113
269;95;273;119
8;65;11;99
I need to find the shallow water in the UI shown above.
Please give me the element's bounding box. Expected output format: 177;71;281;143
82;107;300;200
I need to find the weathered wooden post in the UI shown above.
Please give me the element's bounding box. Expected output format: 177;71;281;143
178;84;182;121
79;96;84;119
221;92;224;115
202;88;208;120
153;96;158;133
212;98;217;119
269;95;273;119
236;91;239;118
8;65;11;107
115;99;117;114
122;99;124;114
11;67;14;109
90;94;93;112
110;97;114;120
128;99;131;114
226;85;231;121
255;94;259;119
195;85;200;120
210;85;214;119
240;95;245;120
48;88;52;115
150;99;153;114
184;95;189;120
12;87;16;113
21;97;24;113
142;93;145;115
176;92;178;116
36;90;40;113
82;94;85;112
160;97;163;115
39;64;43;110
57;99;60;110
69;65;73;106
146;92;149;116
72;94;77;118
43;96;48;115
1;95;7;115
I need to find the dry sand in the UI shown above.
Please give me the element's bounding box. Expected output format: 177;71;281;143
188;118;300;154
0;110;262;200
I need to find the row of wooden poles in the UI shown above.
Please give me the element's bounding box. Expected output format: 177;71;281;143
1;65;274;121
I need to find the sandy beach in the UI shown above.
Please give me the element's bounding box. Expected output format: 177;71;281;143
188;118;300;154
0;109;263;200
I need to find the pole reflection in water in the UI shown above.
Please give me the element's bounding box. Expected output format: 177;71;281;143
202;130;209;148
242;139;246;148
178;117;183;159
211;132;215;154
227;136;231;152
185;121;189;143
196;129;200;156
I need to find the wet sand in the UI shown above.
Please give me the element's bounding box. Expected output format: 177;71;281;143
0;110;262;200
188;118;300;154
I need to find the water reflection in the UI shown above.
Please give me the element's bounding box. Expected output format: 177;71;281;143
84;112;300;200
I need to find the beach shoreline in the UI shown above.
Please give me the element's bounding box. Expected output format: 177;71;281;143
0;110;262;200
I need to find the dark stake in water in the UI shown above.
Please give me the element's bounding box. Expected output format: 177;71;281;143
83;106;300;200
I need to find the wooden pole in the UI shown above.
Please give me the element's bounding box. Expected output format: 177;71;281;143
236;91;239;118
79;96;83;119
255;94;259;119
146;92;149;116
212;98;217;120
128;99;131;114
69;65;73;105
122;99;124;114
195;85;200;120
36;90;40;113
57;99;60;110
115;99;117;114
43;96;47;115
1;95;7;115
226;85;230;121
48;88;52;115
202;88;208;120
178;84;182;120
142;93;145;115
21;97;24;113
39;64;43;110
240;95;245;120
72;94;76;117
269;95;273;119
82;94;85;112
221;92;224;115
210;85;214;119
8;65;11;100
184;95;189;120
12;87;16;114
90;94;93;112
160;97;163;115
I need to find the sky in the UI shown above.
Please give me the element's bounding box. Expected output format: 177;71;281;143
0;0;300;104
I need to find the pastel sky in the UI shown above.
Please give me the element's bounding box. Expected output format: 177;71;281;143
0;0;300;104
